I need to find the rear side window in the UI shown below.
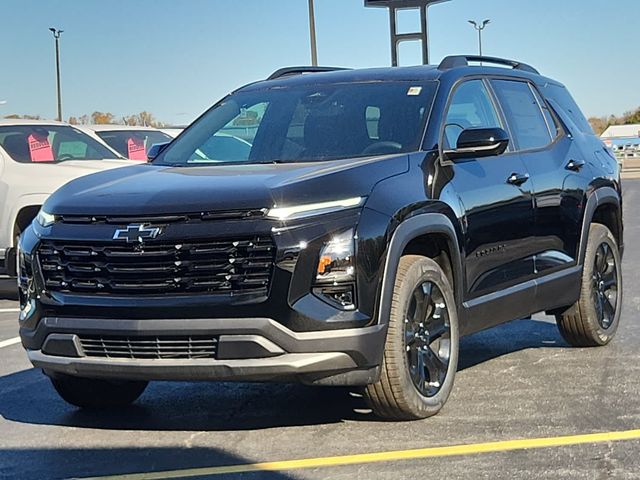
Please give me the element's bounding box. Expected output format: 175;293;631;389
530;87;560;138
491;80;552;151
542;84;594;135
97;130;173;161
0;125;115;163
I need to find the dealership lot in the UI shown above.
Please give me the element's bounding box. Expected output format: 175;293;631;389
0;181;638;480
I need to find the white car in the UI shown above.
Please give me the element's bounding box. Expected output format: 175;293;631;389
159;128;184;138
0;120;135;275
79;125;174;161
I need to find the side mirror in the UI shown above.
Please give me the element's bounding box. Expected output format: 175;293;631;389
147;142;170;161
444;127;510;161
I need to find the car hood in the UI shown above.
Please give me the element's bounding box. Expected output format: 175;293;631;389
44;155;409;215
9;159;138;194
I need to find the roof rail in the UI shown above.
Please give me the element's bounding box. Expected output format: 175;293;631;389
267;66;351;81
438;55;540;75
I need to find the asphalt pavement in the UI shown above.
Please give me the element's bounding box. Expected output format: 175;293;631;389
1;181;639;480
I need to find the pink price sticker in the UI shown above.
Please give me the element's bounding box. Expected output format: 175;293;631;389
127;137;147;161
28;133;54;162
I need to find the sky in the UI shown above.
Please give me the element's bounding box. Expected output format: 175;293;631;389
2;0;638;125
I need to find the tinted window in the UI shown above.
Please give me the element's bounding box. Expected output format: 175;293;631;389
97;130;172;160
444;80;501;148
0;125;116;163
542;84;594;135
531;86;560;138
491;80;552;151
156;81;437;166
196;134;252;161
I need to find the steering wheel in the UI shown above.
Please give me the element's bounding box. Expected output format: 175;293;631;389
57;154;75;161
361;141;403;156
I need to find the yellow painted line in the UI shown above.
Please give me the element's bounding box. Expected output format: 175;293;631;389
0;308;20;313
82;428;640;480
0;337;20;349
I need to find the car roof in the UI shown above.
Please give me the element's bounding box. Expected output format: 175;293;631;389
239;64;559;93
0;118;68;127
80;125;162;132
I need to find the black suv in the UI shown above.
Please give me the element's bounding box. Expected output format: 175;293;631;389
18;56;623;420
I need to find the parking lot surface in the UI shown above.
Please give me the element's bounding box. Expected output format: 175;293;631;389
1;181;639;480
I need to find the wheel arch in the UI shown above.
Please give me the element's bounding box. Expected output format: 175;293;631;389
377;213;464;328
14;205;41;239
578;187;623;265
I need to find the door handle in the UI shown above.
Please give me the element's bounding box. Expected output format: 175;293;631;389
566;158;586;172
506;172;530;186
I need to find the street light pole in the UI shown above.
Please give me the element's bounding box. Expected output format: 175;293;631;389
308;0;318;66
49;27;64;122
468;19;490;58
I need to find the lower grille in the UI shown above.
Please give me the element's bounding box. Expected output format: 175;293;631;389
38;236;275;296
79;335;218;359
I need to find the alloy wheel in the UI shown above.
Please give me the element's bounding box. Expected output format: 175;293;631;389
404;280;451;397
592;242;619;330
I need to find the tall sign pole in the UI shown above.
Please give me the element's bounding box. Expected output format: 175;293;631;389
49;28;64;121
365;0;451;66
308;0;318;66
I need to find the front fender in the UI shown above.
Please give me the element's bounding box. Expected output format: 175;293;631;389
377;213;463;328
1;193;49;249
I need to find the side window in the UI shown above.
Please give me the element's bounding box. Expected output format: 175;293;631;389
542;84;594;135
491;80;552;151
190;102;267;162
531;86;560;139
444;80;501;149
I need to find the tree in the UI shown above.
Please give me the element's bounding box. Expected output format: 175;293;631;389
6;110;168;127
588;107;640;136
622;107;640;125
589;117;609;136
3;114;42;120
91;111;115;124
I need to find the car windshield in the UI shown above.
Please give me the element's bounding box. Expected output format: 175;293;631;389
155;81;437;166
96;130;173;160
0;125;117;163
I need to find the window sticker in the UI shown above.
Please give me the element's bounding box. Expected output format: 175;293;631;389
407;86;423;96
28;133;54;162
127;136;147;161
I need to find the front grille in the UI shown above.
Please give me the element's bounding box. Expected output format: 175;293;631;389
38;236;275;296
79;335;218;359
58;209;267;224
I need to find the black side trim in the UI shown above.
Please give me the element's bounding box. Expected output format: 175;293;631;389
461;266;581;336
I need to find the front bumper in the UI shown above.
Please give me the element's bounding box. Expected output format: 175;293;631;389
21;316;386;385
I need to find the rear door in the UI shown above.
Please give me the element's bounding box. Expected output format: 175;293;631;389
490;79;589;275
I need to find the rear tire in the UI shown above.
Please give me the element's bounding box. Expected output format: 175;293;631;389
365;255;459;420
556;223;622;347
49;374;148;409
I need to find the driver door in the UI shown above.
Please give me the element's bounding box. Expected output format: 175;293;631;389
442;79;537;331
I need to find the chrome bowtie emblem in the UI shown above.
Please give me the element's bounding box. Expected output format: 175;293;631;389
113;224;162;243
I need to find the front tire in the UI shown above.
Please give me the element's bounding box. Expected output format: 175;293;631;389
556;223;622;346
49;373;148;409
365;255;459;420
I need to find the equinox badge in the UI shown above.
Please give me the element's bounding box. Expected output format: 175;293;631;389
113;224;162;243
